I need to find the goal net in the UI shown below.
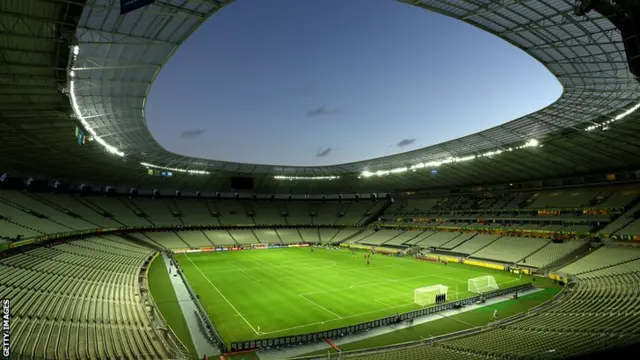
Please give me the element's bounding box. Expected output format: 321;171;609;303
414;284;448;306
468;275;499;294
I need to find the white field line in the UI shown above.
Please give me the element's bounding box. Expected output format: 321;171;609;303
184;254;259;335
217;261;397;285
195;250;395;275
348;275;402;289
264;280;519;336
222;260;337;283
280;260;338;268
227;261;261;282
200;261;337;274
255;264;395;285
299;294;343;319
501;278;523;286
375;299;394;308
264;285;504;336
335;274;435;293
430;274;470;284
184;249;521;335
262;301;416;336
446;288;467;301
298;275;434;314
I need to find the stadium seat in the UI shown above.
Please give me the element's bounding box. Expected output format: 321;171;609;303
471;236;550;263
1;237;175;358
451;234;500;254
253;229;283;244
417;232;464;248
558;246;640;276
518;240;588;268
382;230;425;246
276;229;303;244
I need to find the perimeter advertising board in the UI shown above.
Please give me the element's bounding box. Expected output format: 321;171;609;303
120;0;155;15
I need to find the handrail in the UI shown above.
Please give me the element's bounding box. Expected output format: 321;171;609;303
144;253;191;360
289;284;569;360
169;251;227;352
0;223;365;251
231;283;533;352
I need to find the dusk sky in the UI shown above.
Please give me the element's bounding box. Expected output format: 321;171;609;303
146;0;562;167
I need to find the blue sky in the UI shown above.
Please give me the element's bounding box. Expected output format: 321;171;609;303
146;0;561;166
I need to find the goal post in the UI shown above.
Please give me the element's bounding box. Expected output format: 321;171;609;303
468;275;499;294
414;284;448;306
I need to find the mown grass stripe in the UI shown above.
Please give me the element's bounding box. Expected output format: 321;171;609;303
177;248;533;344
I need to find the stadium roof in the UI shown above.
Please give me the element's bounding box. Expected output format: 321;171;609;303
1;0;640;193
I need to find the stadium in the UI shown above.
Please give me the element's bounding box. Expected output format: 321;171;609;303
1;0;640;359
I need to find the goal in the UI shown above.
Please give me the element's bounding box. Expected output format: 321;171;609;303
414;284;448;306
468;275;499;294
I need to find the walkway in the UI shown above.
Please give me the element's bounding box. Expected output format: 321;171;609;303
257;287;543;360
161;252;221;358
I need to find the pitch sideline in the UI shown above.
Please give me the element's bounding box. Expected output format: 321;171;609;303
183;253;260;336
262;284;535;336
182;250;525;338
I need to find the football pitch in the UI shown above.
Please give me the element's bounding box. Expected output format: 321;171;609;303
171;247;529;345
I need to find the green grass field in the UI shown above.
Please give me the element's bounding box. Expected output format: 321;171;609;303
172;247;530;345
300;282;560;357
147;256;199;359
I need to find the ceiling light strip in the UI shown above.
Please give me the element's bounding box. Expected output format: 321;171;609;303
585;102;640;132
274;175;340;181
68;46;125;157
360;138;541;178
141;162;210;175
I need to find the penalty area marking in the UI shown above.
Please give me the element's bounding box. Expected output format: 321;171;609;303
261;301;416;336
346;274;435;291
264;283;531;337
227;261;261;282
299;294;343;319
184;254;260;335
375;299;394;308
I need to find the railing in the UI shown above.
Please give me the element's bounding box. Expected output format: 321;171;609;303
143;253;191;360
377;222;594;239
0;224;365;252
169;252;227;352
230;283;532;352
290;283;568;360
489;283;570;329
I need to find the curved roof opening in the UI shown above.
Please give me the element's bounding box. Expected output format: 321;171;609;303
146;0;561;167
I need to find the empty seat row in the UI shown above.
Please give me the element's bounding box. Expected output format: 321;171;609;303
471;236;550;264
558;246;640;275
1;237;175;359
